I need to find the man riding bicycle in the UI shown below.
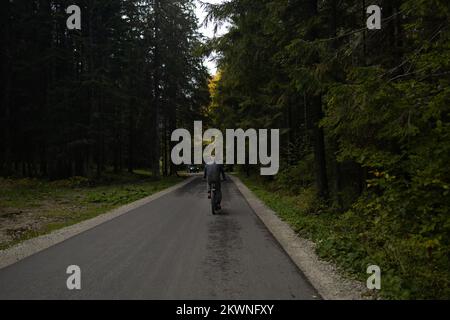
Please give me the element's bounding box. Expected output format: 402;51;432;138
203;158;226;210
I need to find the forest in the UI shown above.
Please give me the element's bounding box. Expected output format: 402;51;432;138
0;0;449;299
204;0;450;298
0;0;210;180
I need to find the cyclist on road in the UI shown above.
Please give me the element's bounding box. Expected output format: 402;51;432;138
203;157;226;210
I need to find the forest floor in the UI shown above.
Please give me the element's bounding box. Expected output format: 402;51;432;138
0;171;183;250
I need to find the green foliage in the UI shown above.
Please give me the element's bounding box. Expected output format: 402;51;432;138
209;0;450;299
276;154;315;194
241;174;450;299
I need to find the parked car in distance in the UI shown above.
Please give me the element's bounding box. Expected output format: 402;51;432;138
188;165;200;173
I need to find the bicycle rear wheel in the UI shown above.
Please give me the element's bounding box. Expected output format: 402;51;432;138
211;184;216;215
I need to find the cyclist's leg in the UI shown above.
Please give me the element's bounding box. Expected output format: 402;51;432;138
216;182;222;205
207;182;212;198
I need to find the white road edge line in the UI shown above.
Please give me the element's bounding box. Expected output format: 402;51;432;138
230;175;370;300
0;176;196;270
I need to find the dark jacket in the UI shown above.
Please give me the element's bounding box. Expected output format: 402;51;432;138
204;163;226;183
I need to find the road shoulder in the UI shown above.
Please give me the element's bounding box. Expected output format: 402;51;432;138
0;177;195;270
230;175;370;300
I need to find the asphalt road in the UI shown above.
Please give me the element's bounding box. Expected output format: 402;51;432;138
0;177;319;300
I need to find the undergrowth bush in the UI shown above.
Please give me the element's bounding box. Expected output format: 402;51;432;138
240;172;450;299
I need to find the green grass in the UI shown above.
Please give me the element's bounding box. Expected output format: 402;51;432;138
0;172;183;250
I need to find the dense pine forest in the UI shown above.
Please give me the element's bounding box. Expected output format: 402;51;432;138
1;0;449;299
0;0;210;179
205;0;450;298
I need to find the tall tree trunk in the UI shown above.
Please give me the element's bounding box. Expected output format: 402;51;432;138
163;117;168;177
307;0;329;200
1;1;12;176
330;0;342;207
128;97;135;173
362;0;367;62
312;95;329;200
152;0;161;178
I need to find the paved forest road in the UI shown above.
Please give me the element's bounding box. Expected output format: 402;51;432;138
0;177;319;300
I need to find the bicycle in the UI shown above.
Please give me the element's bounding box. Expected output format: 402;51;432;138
210;182;221;215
